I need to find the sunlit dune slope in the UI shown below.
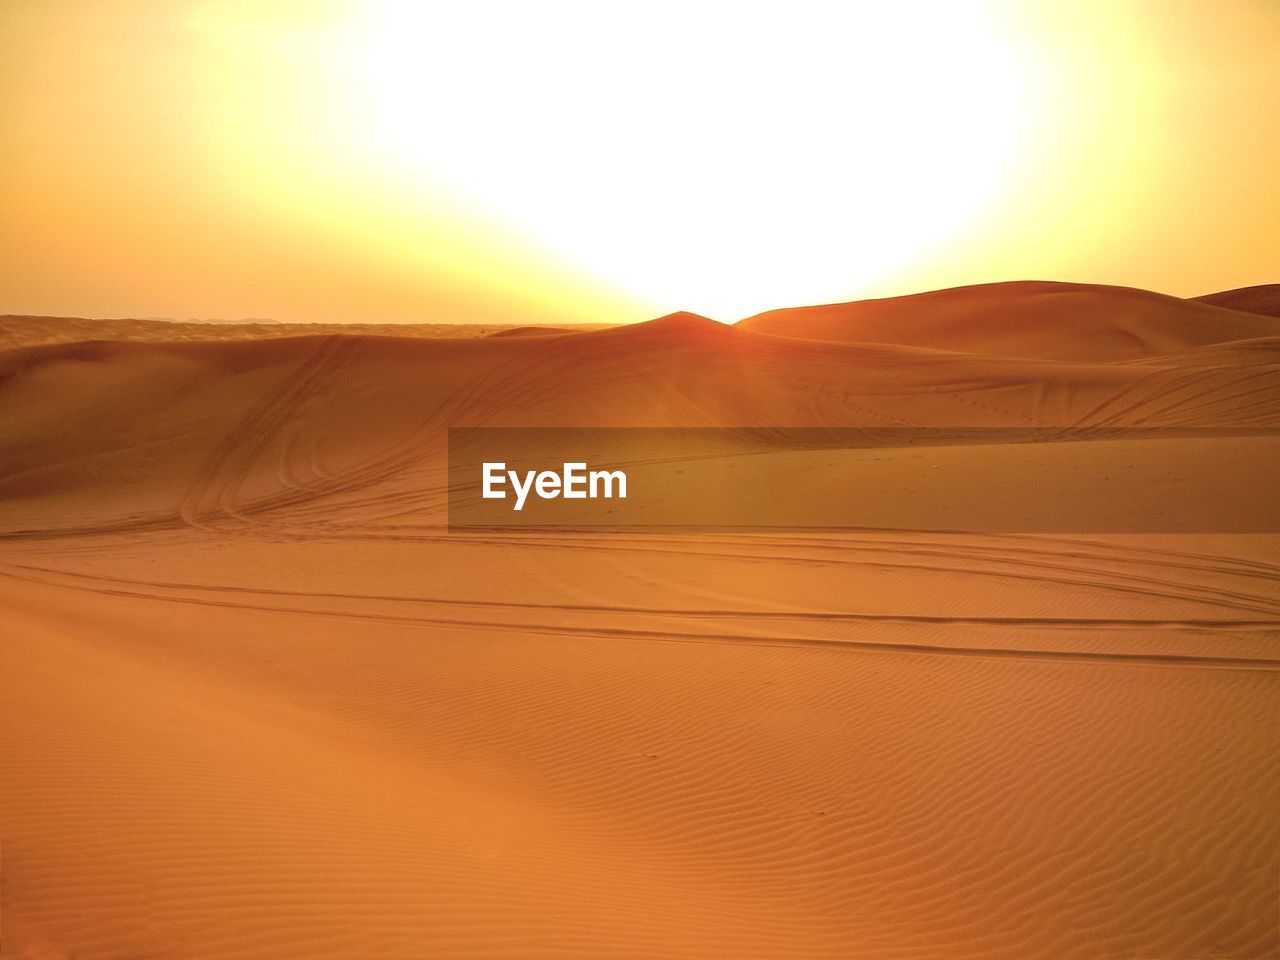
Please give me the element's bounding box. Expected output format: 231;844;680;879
737;280;1279;360
1193;283;1280;318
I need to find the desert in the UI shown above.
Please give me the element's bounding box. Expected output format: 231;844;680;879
1;280;1277;959
5;3;1280;954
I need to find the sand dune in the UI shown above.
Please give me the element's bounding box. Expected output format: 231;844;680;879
2;282;1278;958
1193;283;1280;318
738;280;1279;361
486;325;588;338
0;314;614;350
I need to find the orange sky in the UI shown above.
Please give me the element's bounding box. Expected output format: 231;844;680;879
2;0;1278;325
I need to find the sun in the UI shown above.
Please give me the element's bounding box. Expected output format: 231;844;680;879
194;1;1038;321
338;1;1036;319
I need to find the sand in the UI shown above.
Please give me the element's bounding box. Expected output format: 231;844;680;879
1193;283;1280;318
1;282;1277;959
0;315;615;351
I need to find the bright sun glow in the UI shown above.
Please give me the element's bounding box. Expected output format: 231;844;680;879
8;0;1280;326
334;0;1036;319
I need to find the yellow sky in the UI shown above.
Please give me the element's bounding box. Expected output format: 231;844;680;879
2;0;1278;324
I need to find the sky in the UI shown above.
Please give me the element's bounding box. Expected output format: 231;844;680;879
2;0;1278;325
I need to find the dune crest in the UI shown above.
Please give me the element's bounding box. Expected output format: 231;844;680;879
1192;282;1280;317
737;280;1280;361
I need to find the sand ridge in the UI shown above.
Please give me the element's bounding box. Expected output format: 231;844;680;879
1193;283;1280;318
738;280;1280;360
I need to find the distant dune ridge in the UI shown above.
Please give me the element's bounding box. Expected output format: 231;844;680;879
1192;282;1280;318
738;280;1280;360
7;278;1278;353
1;280;1278;959
0;315;615;350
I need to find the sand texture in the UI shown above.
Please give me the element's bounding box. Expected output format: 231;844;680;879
1;282;1277;959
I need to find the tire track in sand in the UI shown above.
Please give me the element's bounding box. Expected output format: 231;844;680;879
178;336;357;530
4;565;1278;671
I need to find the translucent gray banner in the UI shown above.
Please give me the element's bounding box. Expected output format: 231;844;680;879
447;427;1280;533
